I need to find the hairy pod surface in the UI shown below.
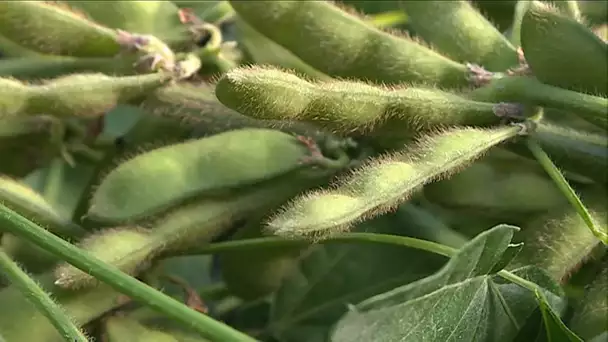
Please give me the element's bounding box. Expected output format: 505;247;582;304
228;0;471;87
267;124;529;239
508;199;607;282
215;66;504;135
399;1;518;71
0;73;171;120
521;1;608;96
54;227;152;289
0;1;120;57
0;272;125;342
88;128;351;224
0;34;43;58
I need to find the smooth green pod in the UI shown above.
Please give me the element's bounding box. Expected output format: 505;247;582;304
215;66;507;135
399;1;518;71
0;73;171;120
219;220;304;300
65;1;186;45
0;1;121;57
267;124;531;239
228;0;471;87
88;128;351;224
0;272;125;342
234;17;330;80
521;1;608;96
423;159;567;215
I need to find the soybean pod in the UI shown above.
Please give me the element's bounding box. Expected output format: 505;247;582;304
399;1;518;71
88;128;352;224
0;73;171;119
228;0;471;87
0;1;121;57
215;66;510;136
267;124;532;239
521;1;608;96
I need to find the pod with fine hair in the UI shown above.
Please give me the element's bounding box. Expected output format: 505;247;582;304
0;1;120;57
399;1;518;71
214;66;513;136
521;1;608;96
228;0;472;88
60;169;346;289
266;123;533;239
87;127;353;224
0;72;171;119
0;272;126;342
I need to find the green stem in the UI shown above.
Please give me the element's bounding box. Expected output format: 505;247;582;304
468;76;608;129
0;204;258;342
173;232;547;293
526;138;608;244
0;248;89;342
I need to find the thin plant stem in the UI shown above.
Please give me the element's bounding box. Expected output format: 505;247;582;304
0;204;258;342
0;248;89;342
526;138;608;244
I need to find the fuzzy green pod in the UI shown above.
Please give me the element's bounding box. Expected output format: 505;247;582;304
399;1;518;71
54;227;152;289
267;123;531;239
0;34;42;58
88;128;351;224
508;199;606;282
423;159;567;216
0;176;84;238
228;0;471;87
215;66;508;135
0;272;126;342
0;1;121;57
219;220;304;300
521;1;608;96
0;72;171;120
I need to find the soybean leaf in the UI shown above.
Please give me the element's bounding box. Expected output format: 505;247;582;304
536;290;583;342
267;209;449;341
568;263;608;341
330;225;543;342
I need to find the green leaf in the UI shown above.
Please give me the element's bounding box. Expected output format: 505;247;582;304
536;290;583;342
568;263;608;340
267;210;448;341
330;225;562;342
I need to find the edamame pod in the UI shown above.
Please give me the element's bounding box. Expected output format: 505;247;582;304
267;123;532;239
103;315;180;342
399;1;518;71
0;73;171;119
0;56;140;79
215;66;506;135
88;128;351;224
423;159;567;215
521;1;608;96
0;272;125;342
228;0;471;87
0;1;121;57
